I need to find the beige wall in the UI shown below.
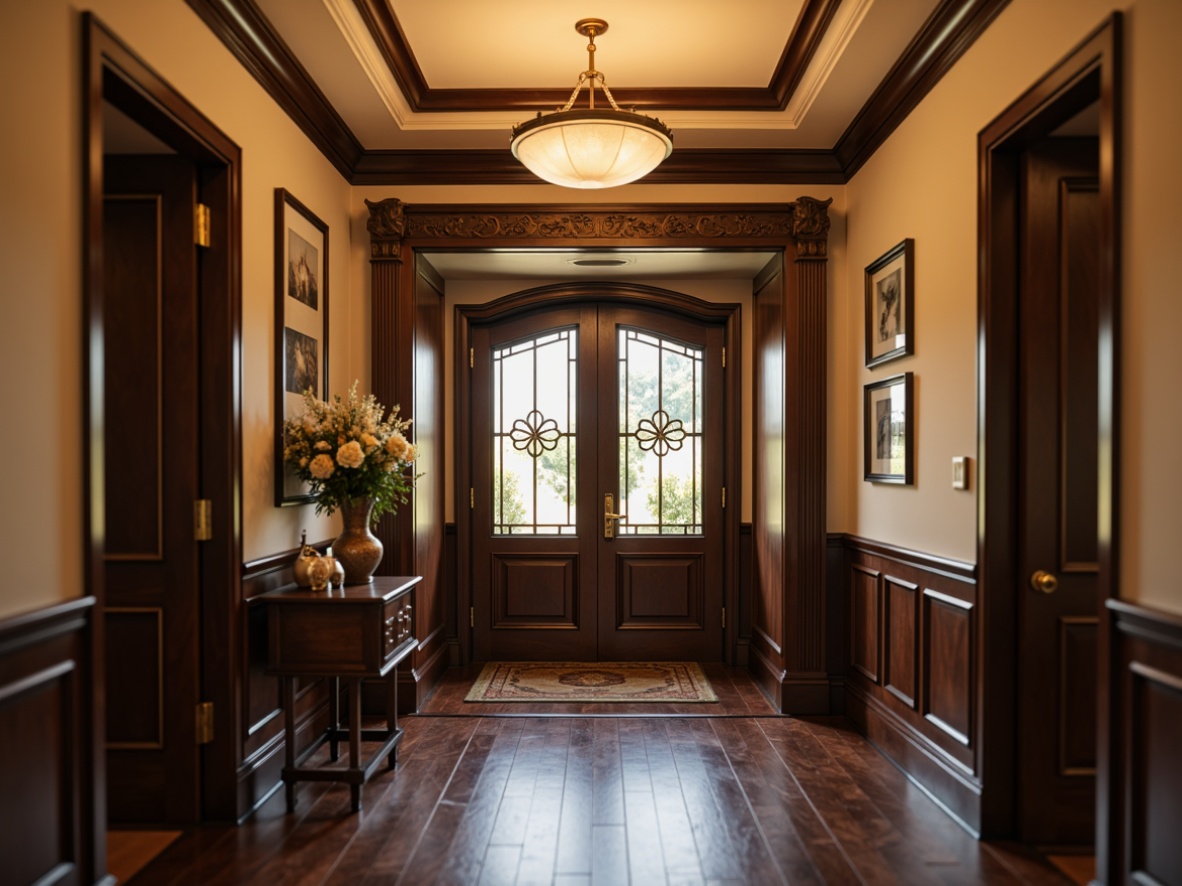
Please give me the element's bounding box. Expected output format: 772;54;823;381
5;0;1175;623
0;0;356;619
845;0;1182;614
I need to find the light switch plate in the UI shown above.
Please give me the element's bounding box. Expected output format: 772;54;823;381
952;456;969;490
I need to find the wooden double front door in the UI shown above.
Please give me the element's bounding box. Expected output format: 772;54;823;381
468;301;727;662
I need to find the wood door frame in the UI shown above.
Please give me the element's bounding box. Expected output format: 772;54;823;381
457;284;741;664
976;13;1120;845
366;199;831;704
83;13;243;826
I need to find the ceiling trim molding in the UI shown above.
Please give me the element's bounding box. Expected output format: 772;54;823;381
187;0;1009;186
351;0;841;114
183;0;363;178
834;0;1011;177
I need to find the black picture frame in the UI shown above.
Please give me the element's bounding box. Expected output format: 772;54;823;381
864;372;914;484
274;188;329;506
865;238;914;368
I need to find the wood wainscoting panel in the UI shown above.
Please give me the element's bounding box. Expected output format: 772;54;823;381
0;598;99;884
923;588;974;747
1108;600;1182;886
840;535;981;832
850;564;880;684
884;576;919;709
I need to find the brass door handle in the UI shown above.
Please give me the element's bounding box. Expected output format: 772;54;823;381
604;494;624;539
1030;569;1059;594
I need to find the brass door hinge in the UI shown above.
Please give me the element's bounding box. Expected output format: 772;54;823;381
721;346;726;368
470;347;474;369
722;607;726;629
470;606;475;628
194;203;211;248
721;487;727;509
196;701;214;745
194;499;213;541
470;487;475;509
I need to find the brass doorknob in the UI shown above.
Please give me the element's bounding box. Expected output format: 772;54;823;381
1029;570;1059;594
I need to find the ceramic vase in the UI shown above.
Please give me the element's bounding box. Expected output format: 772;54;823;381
332;497;383;584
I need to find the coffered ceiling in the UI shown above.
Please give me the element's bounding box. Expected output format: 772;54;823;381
185;0;1010;184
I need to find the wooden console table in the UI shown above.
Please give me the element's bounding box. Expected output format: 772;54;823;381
263;575;419;813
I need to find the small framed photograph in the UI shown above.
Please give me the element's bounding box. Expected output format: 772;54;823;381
274;188;329;506
864;372;913;484
865;239;914;368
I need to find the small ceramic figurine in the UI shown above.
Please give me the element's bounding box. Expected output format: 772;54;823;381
293;530;322;588
325;547;346;587
307;556;332;591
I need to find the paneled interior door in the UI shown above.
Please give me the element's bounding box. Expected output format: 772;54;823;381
470;301;725;661
1017;137;1100;844
102;156;203;822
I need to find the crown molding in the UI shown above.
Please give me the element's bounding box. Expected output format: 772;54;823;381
350;0;841;114
184;0;363;178
834;0;1011;178
186;0;1009;186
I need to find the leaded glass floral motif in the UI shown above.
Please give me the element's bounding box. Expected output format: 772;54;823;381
617;329;703;535
491;329;577;535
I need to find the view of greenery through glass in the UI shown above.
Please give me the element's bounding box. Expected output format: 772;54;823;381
491;325;703;536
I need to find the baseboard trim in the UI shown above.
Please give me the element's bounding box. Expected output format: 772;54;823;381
845;680;982;835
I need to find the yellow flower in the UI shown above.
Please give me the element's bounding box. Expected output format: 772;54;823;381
361;433;378;452
336;440;365;468
386;432;409;460
309;454;335;479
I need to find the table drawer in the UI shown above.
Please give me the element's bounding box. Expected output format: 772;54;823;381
383;595;413;660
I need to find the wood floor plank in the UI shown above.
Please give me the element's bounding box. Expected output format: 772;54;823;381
591;718;625;827
134;695;1078;886
663;718;750;882
516;720;571;883
431;719;529;886
709;717;838;886
554;719;595;877
590;824;629;886
640;720;705;882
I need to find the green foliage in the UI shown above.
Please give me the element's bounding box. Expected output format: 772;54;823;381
496;468;528;526
646;474;700;530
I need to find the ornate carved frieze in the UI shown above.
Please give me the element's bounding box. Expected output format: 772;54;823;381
791;196;832;259
401;210;799;242
365;198;832;261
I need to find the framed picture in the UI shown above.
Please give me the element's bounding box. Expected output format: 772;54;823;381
865;238;914;368
864;372;913;484
274;188;329;506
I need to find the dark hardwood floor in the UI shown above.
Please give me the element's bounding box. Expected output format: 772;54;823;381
130;668;1074;885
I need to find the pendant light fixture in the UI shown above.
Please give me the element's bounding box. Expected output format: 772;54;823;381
511;18;673;189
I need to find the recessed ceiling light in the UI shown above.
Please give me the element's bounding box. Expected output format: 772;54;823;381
567;258;632;267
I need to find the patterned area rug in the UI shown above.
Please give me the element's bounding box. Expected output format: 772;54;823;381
464;661;718;703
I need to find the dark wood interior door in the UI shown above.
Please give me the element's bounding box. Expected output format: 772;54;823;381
1017;137;1100;845
103;156;203;822
471;301;725;661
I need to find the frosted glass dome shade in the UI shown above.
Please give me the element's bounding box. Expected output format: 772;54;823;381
511;109;673;189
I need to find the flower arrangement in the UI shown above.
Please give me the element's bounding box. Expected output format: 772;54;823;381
282;381;419;523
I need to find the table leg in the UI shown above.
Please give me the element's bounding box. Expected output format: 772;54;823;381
349;678;363;812
386;666;399;769
329;676;340;762
281;676;297;812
